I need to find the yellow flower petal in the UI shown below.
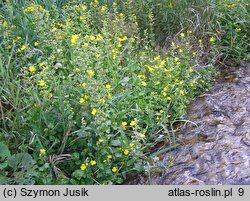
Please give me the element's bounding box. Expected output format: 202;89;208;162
38;80;45;87
91;108;97;115
112;166;118;173
80;164;87;170
130;121;136;126
122;121;127;126
90;160;97;166
124;149;129;155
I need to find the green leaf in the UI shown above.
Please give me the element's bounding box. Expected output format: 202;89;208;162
7;153;37;184
0;142;11;160
0;162;8;170
0;174;9;185
8;153;36;171
110;139;121;147
0;142;11;170
72;169;85;179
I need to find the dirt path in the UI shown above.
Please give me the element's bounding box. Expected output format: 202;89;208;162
127;62;250;184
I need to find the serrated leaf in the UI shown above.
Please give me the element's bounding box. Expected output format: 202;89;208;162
110;139;121;147
0;162;8;170
0;142;11;161
0;174;9;184
72;169;84;179
7;153;37;185
8;153;36;171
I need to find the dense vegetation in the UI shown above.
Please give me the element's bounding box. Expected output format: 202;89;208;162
0;0;249;184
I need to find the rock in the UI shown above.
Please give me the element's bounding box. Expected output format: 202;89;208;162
126;63;250;185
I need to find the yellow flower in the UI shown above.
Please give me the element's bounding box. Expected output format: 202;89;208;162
82;5;87;11
100;98;106;104
141;81;147;86
80;164;87;171
167;97;172;101
209;37;215;42
29;66;35;73
174;57;179;62
139;134;145;138
38;80;45;87
91;108;97;115
159;109;164;114
79;15;84;20
98;139;104;143
189;68;194;73
34;42;38;46
187;30;192;34
138;75;146;79
21;45;26;51
40;149;46;155
124;149;129;155
107;93;112;99
107;155;112;159
56;21;63;27
71;34;79;45
180;33;185;38
105;84;111;89
130;121;136;126
112;166;118;173
118;42;122;48
179;49;183;53
43;128;48;132
236;28;241;32
154;55;160;60
198;39;202;43
160;60;166;66
79;98;85;104
89;35;95;41
38;63;44;68
129;143;135;148
122;121;127;126
96;36;102;41
74;68;80;73
157;117;163;121
90;160;97;166
101;6;107;13
2;21;7;27
81;82;86;87
87;69;95;76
